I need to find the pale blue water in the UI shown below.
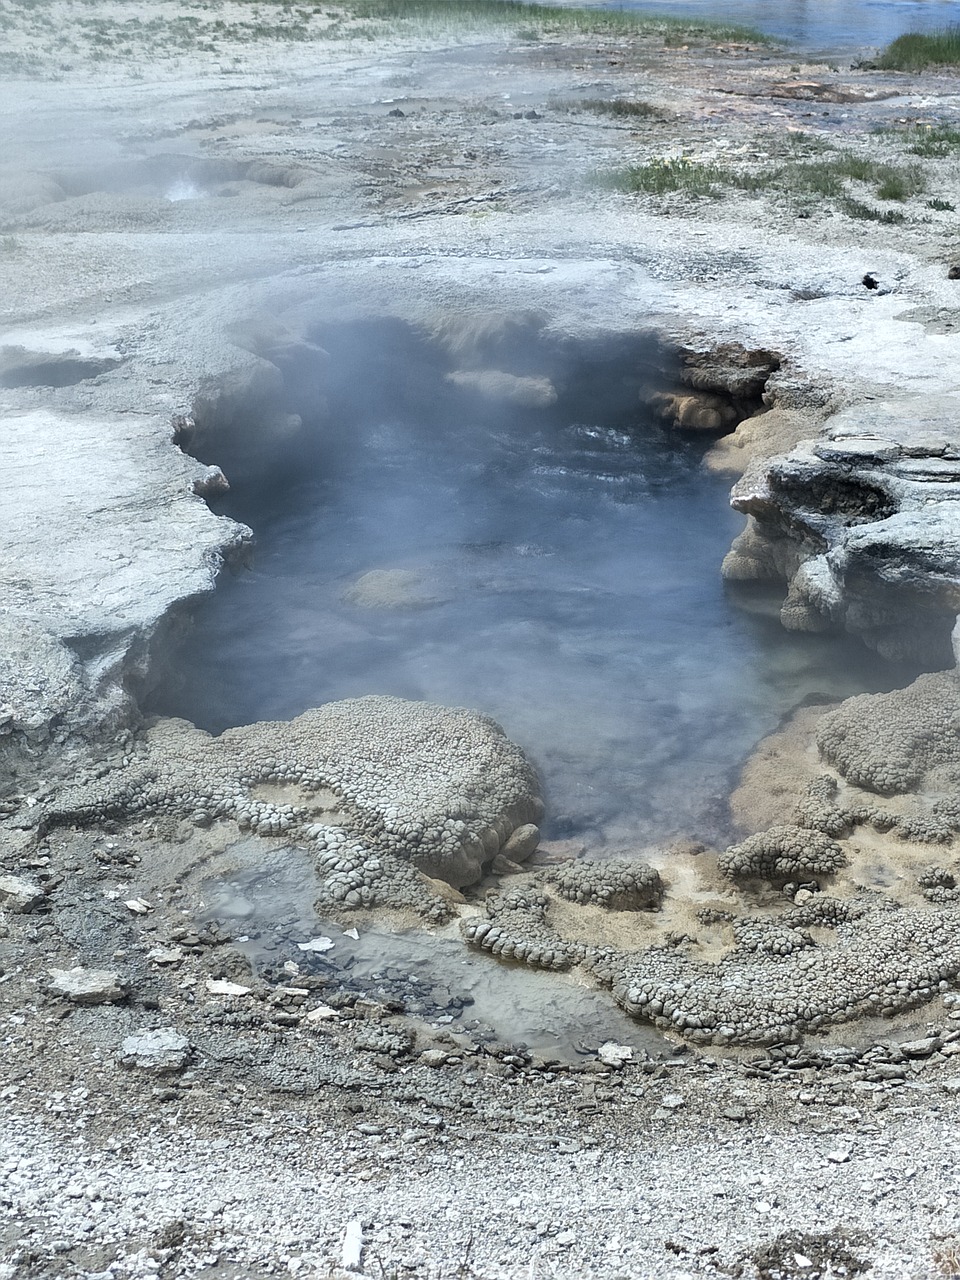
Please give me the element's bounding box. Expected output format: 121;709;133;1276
567;0;960;49
154;407;909;851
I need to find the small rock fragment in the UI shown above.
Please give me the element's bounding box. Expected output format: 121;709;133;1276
900;1036;941;1058
205;979;251;997
342;1219;363;1272
0;874;45;913
597;1042;633;1069
147;945;184;965
502;824;540;862
296;937;335;953
124;898;153;915
48;967;125;1005
305;1004;339;1023
420;1049;449;1068
120;1028;191;1073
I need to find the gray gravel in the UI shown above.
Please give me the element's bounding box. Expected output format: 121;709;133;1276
2;1091;958;1279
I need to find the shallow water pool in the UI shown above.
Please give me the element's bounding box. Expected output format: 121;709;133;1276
201;842;671;1061
568;0;960;51
155;403;905;851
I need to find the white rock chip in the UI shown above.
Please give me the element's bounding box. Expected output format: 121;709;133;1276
342;1219;363;1272
597;1042;634;1068
0;874;44;913
305;1005;339;1023
48;966;125;1004
205;979;251;997
120;1028;191;1072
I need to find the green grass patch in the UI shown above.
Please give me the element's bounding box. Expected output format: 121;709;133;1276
883;124;960;157
602;157;733;197
603;149;925;216
775;154;925;200
336;0;770;43
0;0;769;70
875;27;960;71
562;97;664;119
841;197;905;223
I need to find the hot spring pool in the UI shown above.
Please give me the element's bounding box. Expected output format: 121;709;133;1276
153;398;905;852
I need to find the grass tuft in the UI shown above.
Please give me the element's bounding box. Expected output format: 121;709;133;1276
602;157;731;197
338;0;770;42
875;27;960;71
841;197;906;223
901;124;960;156
765;154;925;201
562;97;665;119
603;149;925;218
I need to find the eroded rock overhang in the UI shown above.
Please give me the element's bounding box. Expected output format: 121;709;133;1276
0;406;248;787
722;393;960;665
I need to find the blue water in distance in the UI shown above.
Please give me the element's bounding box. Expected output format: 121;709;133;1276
154;411;908;852
562;0;960;50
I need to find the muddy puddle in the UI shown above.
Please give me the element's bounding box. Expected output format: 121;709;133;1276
200;841;670;1062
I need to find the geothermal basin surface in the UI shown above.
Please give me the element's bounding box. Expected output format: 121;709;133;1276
8;3;960;1276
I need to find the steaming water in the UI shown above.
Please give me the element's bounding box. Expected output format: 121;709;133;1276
165;179;203;203
157;409;904;851
574;0;960;49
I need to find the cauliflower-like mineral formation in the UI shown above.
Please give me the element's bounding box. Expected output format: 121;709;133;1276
545;857;663;910
40;695;542;915
461;888;586;970
816;671;960;796
718;825;846;883
587;900;960;1045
